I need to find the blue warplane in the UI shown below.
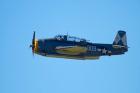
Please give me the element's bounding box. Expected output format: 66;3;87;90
30;31;128;60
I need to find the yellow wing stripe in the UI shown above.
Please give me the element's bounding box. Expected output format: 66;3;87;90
56;46;87;55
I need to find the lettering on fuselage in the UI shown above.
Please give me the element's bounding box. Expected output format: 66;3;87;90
87;45;97;51
86;45;111;55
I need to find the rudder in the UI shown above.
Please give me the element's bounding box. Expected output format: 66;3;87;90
113;31;127;46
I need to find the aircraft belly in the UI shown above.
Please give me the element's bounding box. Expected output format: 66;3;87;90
44;54;99;60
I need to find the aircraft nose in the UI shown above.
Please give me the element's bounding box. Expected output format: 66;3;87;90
30;31;39;55
34;40;38;52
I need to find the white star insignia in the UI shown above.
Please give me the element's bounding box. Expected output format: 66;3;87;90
102;48;107;54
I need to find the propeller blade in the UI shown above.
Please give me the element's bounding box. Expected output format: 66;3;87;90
30;31;36;56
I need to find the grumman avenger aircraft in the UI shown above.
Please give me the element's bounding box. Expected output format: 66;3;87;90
30;31;128;60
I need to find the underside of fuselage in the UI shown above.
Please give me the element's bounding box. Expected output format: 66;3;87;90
47;54;100;60
36;52;100;60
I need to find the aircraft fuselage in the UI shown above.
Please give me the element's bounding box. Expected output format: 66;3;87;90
30;31;128;60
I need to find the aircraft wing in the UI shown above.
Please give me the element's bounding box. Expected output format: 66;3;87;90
55;46;87;55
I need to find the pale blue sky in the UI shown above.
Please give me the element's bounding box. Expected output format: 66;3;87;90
1;0;140;93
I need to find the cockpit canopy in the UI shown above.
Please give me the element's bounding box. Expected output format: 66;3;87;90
54;35;87;42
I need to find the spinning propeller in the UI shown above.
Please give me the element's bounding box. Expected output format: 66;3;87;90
30;31;36;55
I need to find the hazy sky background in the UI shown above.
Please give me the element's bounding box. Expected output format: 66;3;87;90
1;0;140;93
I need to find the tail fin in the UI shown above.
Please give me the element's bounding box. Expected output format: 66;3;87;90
113;31;127;46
